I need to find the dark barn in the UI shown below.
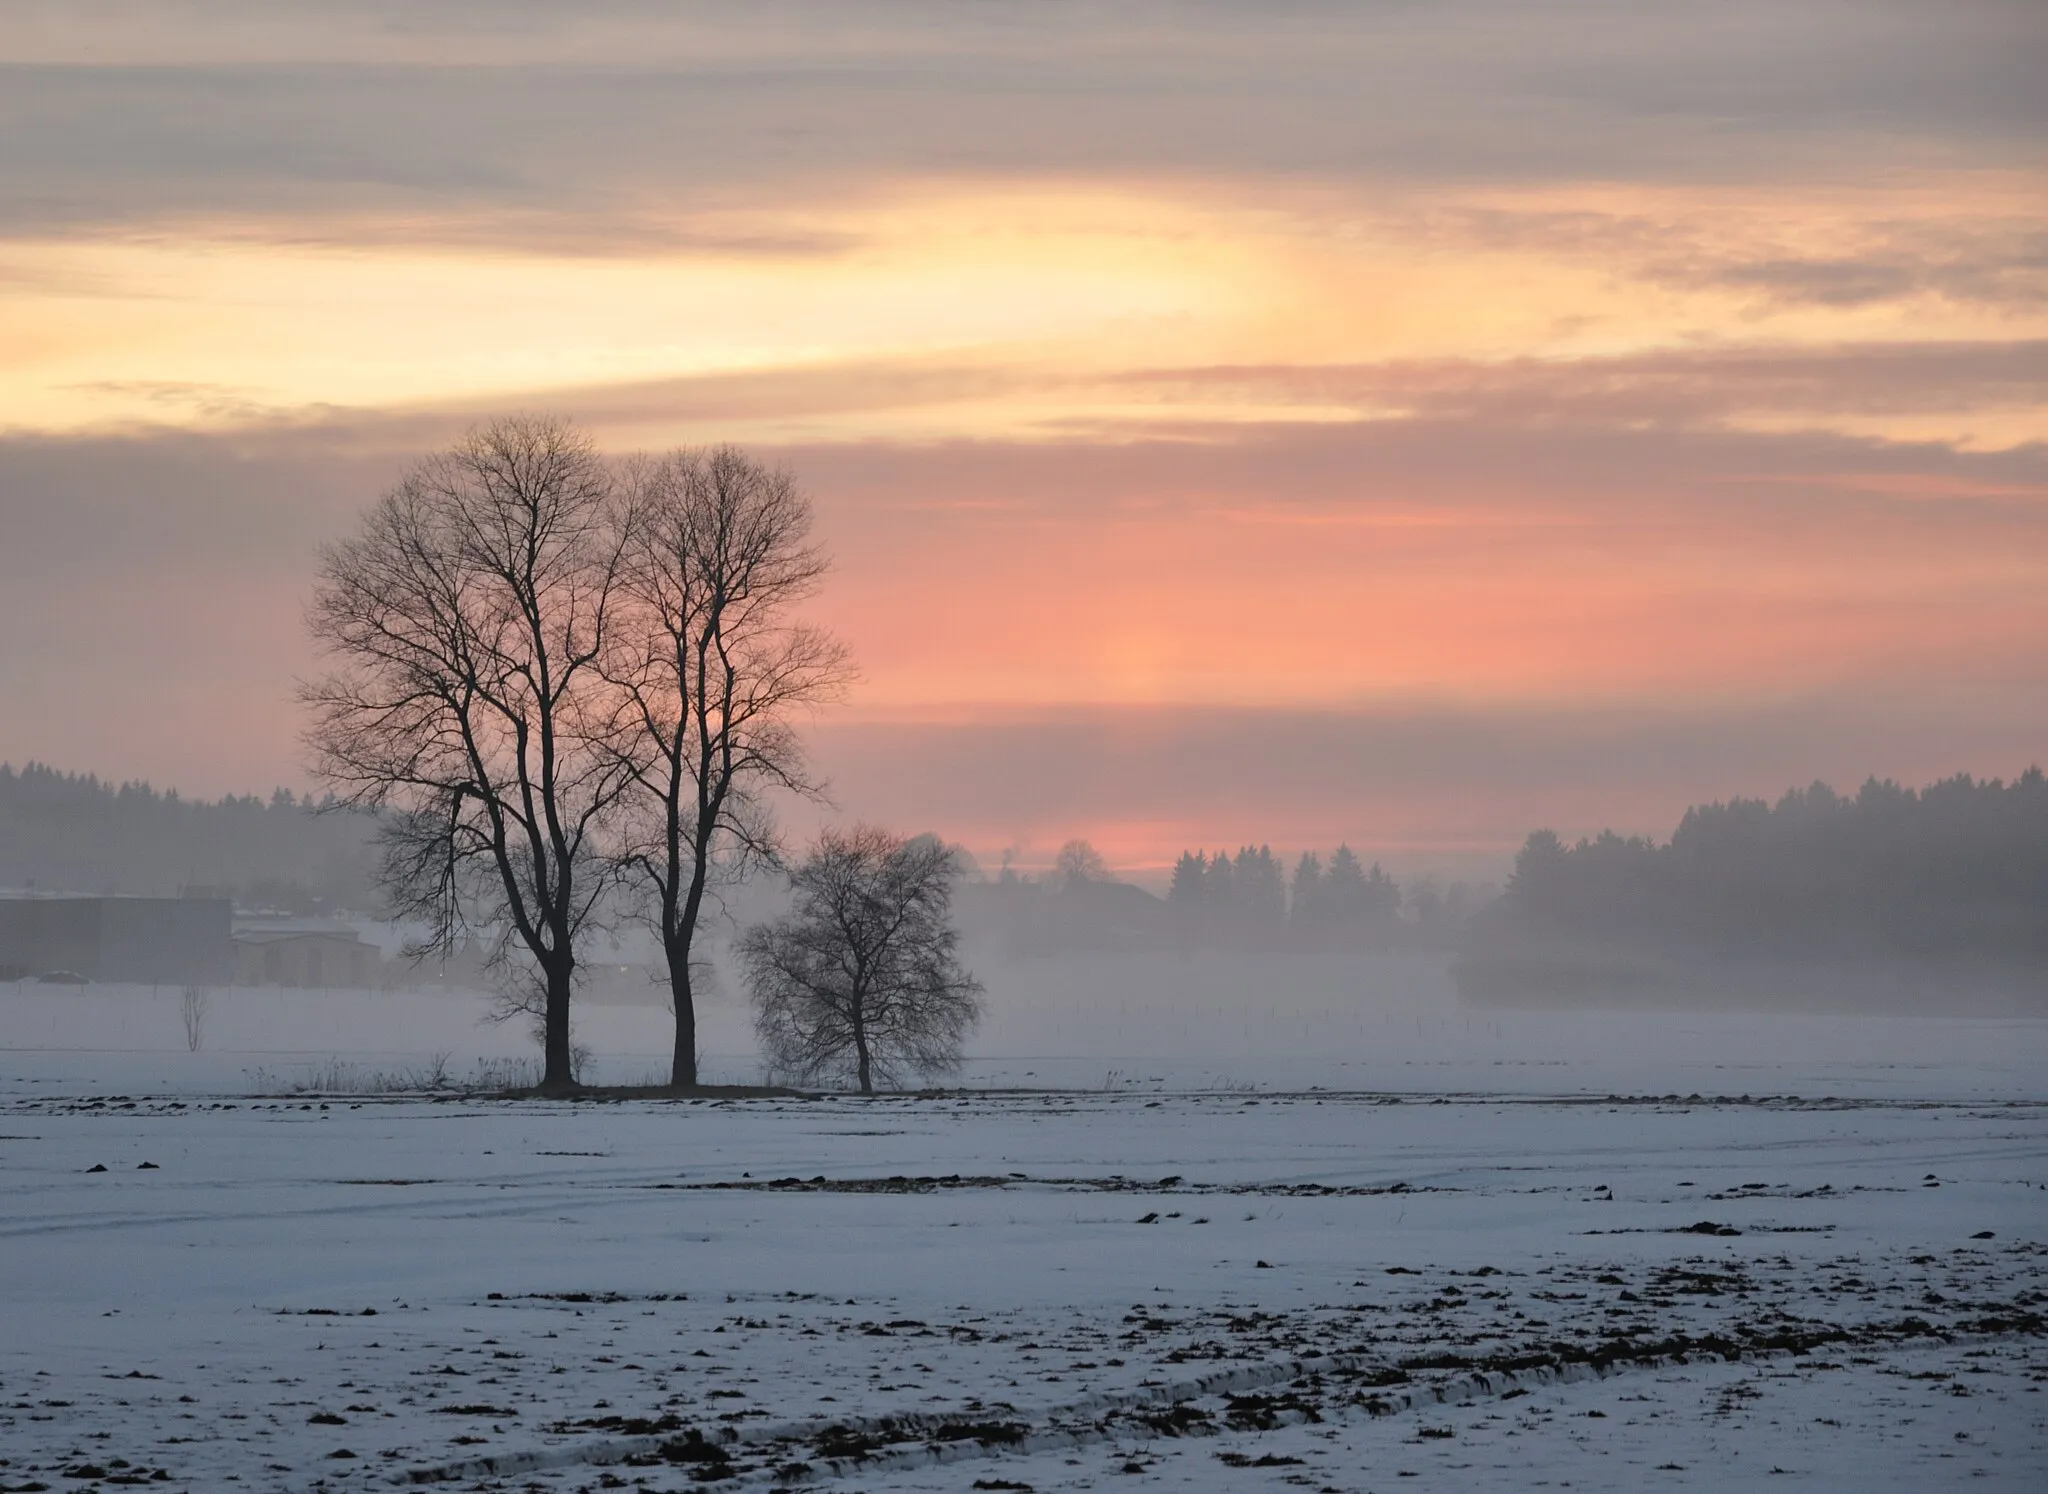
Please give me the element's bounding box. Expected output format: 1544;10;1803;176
0;895;232;985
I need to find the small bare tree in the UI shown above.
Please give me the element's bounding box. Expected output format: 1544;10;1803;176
180;984;209;1052
742;826;982;1094
301;416;630;1093
1054;838;1110;888
608;447;851;1089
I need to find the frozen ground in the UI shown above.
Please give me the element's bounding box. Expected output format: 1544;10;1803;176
3;1046;2045;1492
5;974;2047;1490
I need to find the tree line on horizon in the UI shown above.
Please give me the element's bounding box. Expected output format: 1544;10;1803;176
1166;844;1416;946
1486;769;2048;965
971;838;1485;953
15;753;2042;978
0;763;377;911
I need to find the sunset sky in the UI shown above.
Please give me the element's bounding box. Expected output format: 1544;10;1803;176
2;1;2044;879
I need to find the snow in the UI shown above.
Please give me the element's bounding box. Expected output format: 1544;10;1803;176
2;974;2045;1490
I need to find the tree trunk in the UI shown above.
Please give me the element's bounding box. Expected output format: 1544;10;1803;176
668;949;698;1090
540;955;577;1093
667;860;710;1089
853;1005;872;1095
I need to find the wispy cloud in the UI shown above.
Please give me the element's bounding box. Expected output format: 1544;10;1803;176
3;3;2042;239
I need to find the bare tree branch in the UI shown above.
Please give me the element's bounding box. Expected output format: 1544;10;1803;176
300;415;630;1091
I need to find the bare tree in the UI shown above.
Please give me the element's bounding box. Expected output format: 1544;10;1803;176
180;984;209;1052
1054;838;1110;888
742;826;982;1094
301;416;629;1093
608;447;851;1089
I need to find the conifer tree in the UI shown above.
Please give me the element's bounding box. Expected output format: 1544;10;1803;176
1289;851;1324;943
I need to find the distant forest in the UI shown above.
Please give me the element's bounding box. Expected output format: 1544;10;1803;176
10;756;2043;998
1465;770;2048;1009
0;762;377;910
1165;845;1482;947
953;840;1490;958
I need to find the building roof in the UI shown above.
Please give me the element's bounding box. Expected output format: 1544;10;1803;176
232;928;370;947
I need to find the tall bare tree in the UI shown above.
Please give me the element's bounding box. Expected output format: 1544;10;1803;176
608;447;851;1088
743;827;983;1094
301;416;628;1092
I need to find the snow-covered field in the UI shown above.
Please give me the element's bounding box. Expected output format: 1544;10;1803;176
3;979;2046;1492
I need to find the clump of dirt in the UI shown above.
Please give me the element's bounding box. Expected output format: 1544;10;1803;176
1224;1391;1322;1429
931;1420;1028;1446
